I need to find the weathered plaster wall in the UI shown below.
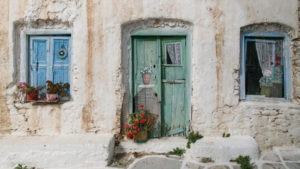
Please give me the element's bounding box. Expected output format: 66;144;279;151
0;0;299;150
0;0;11;135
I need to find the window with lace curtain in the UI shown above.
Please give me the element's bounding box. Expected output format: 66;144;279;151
240;32;292;100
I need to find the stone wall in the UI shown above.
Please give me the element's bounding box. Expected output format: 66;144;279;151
0;0;299;150
0;0;11;134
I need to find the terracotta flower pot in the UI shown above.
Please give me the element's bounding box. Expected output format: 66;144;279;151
134;130;148;143
46;93;58;101
26;91;38;101
142;73;152;85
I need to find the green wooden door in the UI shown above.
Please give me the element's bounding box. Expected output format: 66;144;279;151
132;36;187;137
161;37;186;136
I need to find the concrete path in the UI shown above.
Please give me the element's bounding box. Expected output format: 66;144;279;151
127;147;300;169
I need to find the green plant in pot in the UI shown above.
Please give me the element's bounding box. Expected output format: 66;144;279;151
46;80;70;101
17;82;44;101
123;105;158;143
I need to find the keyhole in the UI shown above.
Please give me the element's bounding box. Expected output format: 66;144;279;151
153;64;156;68
154;93;158;97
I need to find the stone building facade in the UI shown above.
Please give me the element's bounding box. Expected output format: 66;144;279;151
0;0;299;167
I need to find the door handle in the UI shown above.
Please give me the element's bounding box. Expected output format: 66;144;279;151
162;79;185;84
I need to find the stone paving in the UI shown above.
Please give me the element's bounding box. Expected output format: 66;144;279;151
126;147;300;169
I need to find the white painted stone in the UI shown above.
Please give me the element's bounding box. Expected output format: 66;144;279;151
0;134;114;169
116;137;187;154
182;162;205;169
190;136;260;162
127;156;182;169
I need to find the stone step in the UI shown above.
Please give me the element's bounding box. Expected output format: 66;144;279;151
190;136;260;163
115;137;187;154
0;134;115;169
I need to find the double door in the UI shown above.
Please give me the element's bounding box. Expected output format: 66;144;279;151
132;36;188;136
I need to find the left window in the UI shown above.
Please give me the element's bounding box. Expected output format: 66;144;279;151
28;36;71;93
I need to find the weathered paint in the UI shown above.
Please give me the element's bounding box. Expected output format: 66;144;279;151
0;0;298;151
0;0;11;134
161;37;187;136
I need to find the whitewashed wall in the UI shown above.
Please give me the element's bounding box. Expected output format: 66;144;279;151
0;0;299;150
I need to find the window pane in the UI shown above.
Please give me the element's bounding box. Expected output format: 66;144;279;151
166;43;181;64
246;38;284;98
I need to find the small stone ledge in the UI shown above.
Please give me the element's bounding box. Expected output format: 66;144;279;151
190;136;260;163
115;137;187;154
0;134;115;169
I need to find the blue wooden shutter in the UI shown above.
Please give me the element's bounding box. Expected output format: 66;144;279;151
52;38;70;84
30;38;48;87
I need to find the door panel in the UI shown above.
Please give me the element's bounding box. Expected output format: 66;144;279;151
132;36;187;137
133;37;161;137
161;37;186;136
162;82;185;136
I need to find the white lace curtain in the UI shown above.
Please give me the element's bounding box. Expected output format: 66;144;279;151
255;41;275;77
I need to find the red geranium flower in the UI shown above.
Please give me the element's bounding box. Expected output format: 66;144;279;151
276;63;280;66
133;121;138;126
137;128;141;132
275;56;281;61
125;124;130;129
140;119;146;124
139;105;144;108
155;114;159;118
141;114;145;118
270;61;273;65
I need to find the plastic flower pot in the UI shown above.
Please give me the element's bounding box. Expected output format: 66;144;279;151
134;130;148;143
142;73;152;85
46;93;58;101
26;91;38;101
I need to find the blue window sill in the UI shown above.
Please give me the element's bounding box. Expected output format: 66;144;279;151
242;95;290;102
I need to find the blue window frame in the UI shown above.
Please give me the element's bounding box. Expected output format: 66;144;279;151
28;35;71;94
240;31;292;101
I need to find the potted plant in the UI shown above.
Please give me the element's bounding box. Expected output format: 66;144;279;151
46;80;70;101
140;66;153;85
123;105;158;143
17;82;44;101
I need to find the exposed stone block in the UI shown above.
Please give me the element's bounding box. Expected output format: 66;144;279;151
182;162;204;169
261;163;285;169
190;136;260;162
286;163;300;169
127;156;182;169
262;152;281;162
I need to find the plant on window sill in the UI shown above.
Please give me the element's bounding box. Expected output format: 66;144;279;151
17;82;44;102
46;80;70;102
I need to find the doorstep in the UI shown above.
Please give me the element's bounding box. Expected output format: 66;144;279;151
115;137;187;154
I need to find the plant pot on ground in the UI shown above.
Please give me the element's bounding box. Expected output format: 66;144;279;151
17;82;44;101
123;105;159;143
46;80;70;101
